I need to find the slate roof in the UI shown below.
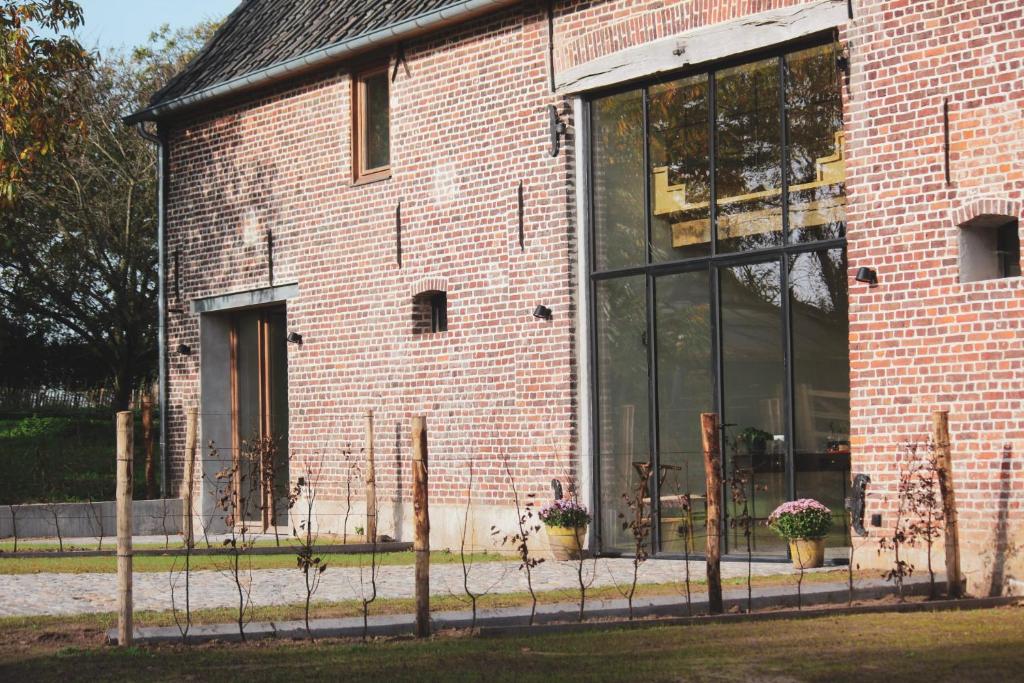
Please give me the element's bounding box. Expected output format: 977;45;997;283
151;0;474;107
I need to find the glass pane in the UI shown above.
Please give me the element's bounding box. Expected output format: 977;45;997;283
595;276;649;552
786;45;846;243
592;90;646;271
720;260;786;554
235;310;262;523
363;72;390;171
655;271;713;554
716;58;783;253
650;75;711;262
266;310;290;526
791;249;850;546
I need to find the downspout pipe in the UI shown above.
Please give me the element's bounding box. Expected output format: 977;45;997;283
137;122;169;499
125;0;521;124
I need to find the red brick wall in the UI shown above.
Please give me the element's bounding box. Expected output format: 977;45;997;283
846;0;1024;594
163;0;1023;584
165;1;828;547
165;6;576;544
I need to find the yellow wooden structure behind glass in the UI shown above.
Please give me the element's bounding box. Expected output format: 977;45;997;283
652;132;846;247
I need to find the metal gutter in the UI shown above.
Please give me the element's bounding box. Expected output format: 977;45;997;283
125;0;521;124
137;123;170;498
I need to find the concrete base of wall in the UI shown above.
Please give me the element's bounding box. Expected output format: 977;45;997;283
0;499;182;540
183;497;562;557
847;533;1023;598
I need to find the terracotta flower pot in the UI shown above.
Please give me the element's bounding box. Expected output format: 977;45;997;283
546;524;587;560
789;537;826;569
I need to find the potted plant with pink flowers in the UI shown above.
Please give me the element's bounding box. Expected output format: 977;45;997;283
539;498;590;560
768;498;833;569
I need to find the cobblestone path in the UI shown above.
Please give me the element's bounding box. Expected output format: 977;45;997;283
0;558;826;617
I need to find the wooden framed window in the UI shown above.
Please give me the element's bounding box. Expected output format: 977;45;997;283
353;66;391;183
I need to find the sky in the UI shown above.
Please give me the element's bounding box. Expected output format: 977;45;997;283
73;0;241;52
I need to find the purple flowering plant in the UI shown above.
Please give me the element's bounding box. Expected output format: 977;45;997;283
539;499;591;528
767;498;833;540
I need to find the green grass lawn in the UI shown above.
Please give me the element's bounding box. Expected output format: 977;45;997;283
0;412;154;504
0;549;504;574
0;606;1020;682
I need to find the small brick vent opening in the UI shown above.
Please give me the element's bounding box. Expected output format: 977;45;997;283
412;290;447;334
959;216;1021;283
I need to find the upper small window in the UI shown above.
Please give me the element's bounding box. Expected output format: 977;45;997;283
413;291;448;334
354;67;390;182
959;216;1020;282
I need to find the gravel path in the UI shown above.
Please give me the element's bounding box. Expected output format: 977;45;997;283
0;558;827;617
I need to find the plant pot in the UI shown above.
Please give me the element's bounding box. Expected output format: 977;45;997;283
789;537;826;569
546;524;587;560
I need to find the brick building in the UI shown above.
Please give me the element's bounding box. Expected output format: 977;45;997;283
128;0;1022;595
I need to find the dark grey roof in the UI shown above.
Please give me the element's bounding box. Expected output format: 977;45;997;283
151;0;474;107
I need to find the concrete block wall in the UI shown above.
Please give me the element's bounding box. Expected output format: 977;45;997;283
0;499;183;540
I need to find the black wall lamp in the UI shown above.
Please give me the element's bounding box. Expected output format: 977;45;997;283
287;332;303;345
855;267;878;286
176;344;191;356
533;305;553;320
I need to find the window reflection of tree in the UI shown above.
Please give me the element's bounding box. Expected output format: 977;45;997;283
789;248;847;323
716;58;783;253
725;261;782;309
592;92;645;270
786;44;845;244
649;75;711;260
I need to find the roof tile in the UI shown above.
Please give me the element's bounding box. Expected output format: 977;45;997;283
153;0;470;106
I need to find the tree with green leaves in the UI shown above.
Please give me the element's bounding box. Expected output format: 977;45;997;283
0;21;218;409
0;1;91;204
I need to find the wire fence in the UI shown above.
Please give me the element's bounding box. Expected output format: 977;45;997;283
0;384;157;413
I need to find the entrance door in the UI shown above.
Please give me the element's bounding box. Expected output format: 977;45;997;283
231;306;289;530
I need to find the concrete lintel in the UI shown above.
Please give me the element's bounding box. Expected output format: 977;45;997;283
190;283;299;314
556;0;848;95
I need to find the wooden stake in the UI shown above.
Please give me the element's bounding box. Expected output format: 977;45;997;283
701;412;723;614
142;394;157;500
183;406;198;549
365;410;377;543
116;411;134;646
412;416;430;637
932;410;963;598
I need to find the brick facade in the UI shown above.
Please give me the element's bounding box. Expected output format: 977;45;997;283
845;0;1024;594
162;0;1021;591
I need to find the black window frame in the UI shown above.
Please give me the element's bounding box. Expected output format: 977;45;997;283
585;33;850;559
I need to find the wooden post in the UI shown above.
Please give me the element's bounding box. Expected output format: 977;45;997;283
116;411;134;646
932;410;963;598
412;416;430;638
701;412;723;614
142;394;157;500
183;406;198;549
365;410;377;543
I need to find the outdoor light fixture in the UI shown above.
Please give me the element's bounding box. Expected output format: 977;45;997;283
176;344;191;356
855;267;878;285
533;305;553;320
287;332;303;345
